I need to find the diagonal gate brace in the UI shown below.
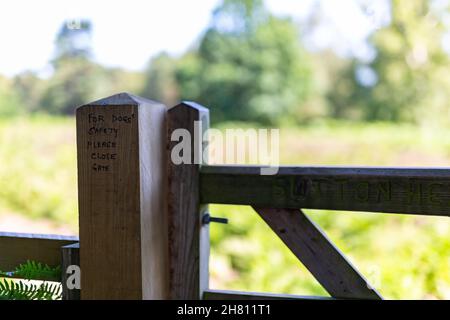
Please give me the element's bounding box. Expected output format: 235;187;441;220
252;207;382;300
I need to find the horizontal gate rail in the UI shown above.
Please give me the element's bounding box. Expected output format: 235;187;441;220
200;165;450;216
0;232;78;281
203;289;335;300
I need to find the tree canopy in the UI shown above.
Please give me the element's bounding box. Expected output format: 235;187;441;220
328;0;450;124
145;0;313;124
2;0;450;127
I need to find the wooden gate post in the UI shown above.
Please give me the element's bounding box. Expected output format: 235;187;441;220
61;243;80;300
167;102;210;299
76;92;169;299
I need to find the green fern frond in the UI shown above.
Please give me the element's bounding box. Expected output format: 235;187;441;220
0;278;62;300
0;260;63;300
0;260;61;281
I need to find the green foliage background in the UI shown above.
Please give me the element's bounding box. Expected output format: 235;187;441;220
2;0;449;125
0;117;449;299
0;0;450;300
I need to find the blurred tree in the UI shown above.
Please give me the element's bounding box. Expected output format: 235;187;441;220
13;72;45;113
54;19;93;62
329;0;450;124
39;58;100;115
0;76;23;117
309;50;355;120
141;52;179;107
211;0;268;34
366;0;450;123
176;0;313;124
40;20;101;115
13;19;145;115
100;68;145;99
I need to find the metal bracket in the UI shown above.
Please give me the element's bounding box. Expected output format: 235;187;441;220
202;213;228;225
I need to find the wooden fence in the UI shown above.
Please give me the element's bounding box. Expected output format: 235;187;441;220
1;92;449;300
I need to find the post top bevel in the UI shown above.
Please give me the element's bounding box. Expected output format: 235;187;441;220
78;92;163;108
169;101;209;113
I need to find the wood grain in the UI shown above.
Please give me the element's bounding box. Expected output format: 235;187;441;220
201;165;450;216
76;92;169;299
61;243;80;300
253;207;382;300
167;102;210;299
203;289;334;300
0;232;77;279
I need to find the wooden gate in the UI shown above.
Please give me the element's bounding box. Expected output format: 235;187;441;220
1;92;449;300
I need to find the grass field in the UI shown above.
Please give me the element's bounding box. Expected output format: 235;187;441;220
0;116;449;299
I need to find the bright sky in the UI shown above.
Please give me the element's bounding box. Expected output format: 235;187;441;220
0;0;388;77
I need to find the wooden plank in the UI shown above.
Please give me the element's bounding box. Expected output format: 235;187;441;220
76;92;169;299
253;207;382;300
203;289;334;300
201;165;450;216
61;243;80;300
0;232;77;279
167;102;210;299
0;232;78;274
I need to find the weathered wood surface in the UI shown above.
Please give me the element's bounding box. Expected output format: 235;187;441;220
253;207;382;300
0;232;77;279
61;243;80;300
201;165;450;216
77;92;169;299
167;102;210;299
203;289;334;300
